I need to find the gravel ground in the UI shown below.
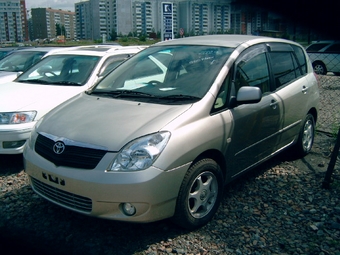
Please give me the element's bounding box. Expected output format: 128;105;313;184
1;76;340;255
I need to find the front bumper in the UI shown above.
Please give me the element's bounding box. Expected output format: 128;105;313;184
0;123;34;154
24;145;190;223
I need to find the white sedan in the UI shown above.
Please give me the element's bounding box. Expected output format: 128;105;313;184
0;45;147;154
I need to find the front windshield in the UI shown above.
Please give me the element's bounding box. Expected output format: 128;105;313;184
92;45;232;103
16;55;100;86
0;51;46;72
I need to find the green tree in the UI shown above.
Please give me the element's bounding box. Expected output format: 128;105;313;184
55;23;66;36
110;29;117;41
139;33;147;42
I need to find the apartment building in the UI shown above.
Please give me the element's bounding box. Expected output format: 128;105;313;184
75;0;92;40
31;8;76;40
114;0;133;36
75;0;231;40
0;0;28;42
1;0;288;43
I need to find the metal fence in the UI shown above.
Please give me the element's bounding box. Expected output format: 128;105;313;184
317;74;340;135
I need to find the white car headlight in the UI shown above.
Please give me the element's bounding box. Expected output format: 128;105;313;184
0;111;37;124
109;132;171;172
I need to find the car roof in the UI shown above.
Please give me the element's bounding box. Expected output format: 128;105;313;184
47;45;148;57
152;35;298;48
0;47;20;51
11;47;68;53
309;40;339;44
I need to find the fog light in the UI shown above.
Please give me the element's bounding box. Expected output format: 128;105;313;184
3;140;26;149
121;203;136;216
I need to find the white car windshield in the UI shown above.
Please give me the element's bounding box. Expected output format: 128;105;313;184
0;51;46;72
91;45;233;102
16;55;100;86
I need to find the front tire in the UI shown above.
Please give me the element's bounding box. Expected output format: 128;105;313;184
294;114;315;157
172;158;224;230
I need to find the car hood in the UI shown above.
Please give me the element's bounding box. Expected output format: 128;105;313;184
0;71;17;84
39;92;193;151
0;82;87;119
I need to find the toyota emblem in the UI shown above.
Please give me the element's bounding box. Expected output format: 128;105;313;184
53;141;65;154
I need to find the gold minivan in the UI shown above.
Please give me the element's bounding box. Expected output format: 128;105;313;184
24;35;319;229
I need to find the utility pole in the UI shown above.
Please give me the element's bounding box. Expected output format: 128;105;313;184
322;127;340;189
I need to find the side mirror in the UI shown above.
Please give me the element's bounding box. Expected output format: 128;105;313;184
236;86;262;104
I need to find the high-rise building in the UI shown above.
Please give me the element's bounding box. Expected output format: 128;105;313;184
0;0;28;43
114;0;133;36
75;1;92;40
177;0;231;36
31;8;76;40
75;0;231;40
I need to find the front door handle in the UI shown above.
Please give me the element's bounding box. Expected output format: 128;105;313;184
270;99;278;109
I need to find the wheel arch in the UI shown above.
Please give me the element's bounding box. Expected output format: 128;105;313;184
190;149;227;183
308;107;318;124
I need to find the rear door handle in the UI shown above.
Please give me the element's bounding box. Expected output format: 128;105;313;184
302;86;309;94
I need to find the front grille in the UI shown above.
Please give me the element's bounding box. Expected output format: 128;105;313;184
31;177;92;213
35;133;107;169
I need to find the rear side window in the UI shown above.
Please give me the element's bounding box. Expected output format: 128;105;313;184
325;43;340;53
292;45;307;75
269;51;304;89
306;43;329;52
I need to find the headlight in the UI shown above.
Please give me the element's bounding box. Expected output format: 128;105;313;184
109;132;171;172
0;111;37;124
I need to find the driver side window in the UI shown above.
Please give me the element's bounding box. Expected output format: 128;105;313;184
234;52;270;94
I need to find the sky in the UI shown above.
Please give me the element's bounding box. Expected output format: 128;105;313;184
25;0;79;12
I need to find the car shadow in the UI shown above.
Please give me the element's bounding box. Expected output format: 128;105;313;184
0;154;24;175
0;135;334;255
0;151;309;255
0;189;190;255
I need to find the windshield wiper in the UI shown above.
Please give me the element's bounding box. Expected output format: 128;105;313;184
90;90;156;98
48;81;81;86
16;79;81;86
159;94;201;101
16;79;51;84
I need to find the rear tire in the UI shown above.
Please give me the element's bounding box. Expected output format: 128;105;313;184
312;61;327;75
294;114;315;157
172;158;224;230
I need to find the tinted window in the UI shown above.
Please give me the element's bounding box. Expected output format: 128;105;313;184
235;52;270;94
306;43;329;52
292;45;307;76
269;52;298;88
325;43;340;53
99;54;131;77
